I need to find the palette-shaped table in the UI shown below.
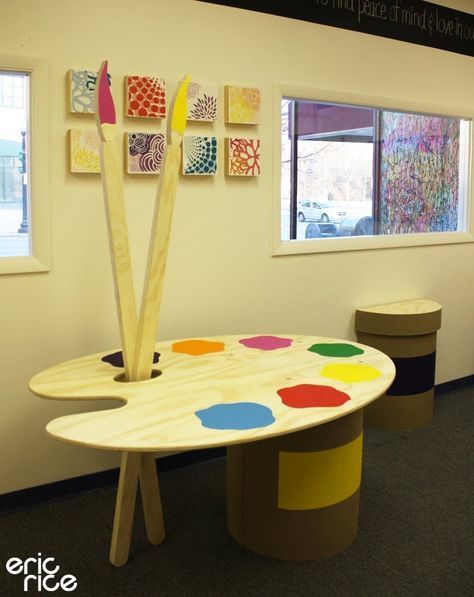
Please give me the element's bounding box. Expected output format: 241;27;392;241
29;334;395;565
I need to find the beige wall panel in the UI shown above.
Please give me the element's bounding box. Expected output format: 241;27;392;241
0;0;473;493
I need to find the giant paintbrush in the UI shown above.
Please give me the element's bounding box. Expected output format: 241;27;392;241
132;75;189;381
95;61;138;381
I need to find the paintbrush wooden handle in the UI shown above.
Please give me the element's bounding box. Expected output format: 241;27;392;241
132;144;181;381
100;138;138;380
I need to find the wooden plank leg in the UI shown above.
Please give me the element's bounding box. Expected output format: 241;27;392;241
139;453;166;545
109;452;141;567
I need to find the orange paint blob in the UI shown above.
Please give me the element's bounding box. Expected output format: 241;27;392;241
172;339;225;356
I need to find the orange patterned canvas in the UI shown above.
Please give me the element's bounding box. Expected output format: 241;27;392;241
125;75;166;119
225;85;260;124
226;138;261;176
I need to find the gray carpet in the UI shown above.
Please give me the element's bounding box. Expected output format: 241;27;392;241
1;389;473;597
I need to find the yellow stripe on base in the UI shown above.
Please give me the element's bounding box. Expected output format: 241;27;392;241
278;433;362;510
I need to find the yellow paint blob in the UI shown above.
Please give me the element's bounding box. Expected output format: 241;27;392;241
320;363;381;383
172;339;225;356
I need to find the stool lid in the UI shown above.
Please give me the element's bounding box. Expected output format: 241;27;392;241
355;299;442;336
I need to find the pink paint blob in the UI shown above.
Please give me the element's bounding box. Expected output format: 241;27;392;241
239;335;293;351
97;61;116;125
277;384;351;408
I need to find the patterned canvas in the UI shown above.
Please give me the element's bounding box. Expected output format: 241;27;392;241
226;138;261;176
225;86;260;124
182;136;217;175
68;70;110;114
125;132;165;174
68;129;101;173
187;82;218;122
125;75;166;118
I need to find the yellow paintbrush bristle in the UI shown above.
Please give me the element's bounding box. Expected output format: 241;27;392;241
171;75;190;136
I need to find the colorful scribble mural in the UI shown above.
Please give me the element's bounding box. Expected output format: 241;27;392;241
379;113;460;234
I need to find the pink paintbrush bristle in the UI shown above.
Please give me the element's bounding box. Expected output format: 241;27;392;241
97;61;116;125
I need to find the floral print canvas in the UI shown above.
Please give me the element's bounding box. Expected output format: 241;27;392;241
68;129;101;173
187;82;218;122
225;86;260;124
125;132;165;174
226;138;261;176
69;69;109;114
182;136;217;175
125;75;166;119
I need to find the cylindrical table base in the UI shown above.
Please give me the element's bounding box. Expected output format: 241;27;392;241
227;410;363;560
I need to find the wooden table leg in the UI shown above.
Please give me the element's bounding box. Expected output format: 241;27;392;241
109;452;141;567
139;453;166;545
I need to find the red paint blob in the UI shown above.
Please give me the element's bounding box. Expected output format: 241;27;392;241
277;384;350;408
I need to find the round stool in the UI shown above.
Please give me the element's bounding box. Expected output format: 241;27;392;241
355;299;442;430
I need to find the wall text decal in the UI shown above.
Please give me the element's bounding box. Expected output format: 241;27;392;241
198;1;473;57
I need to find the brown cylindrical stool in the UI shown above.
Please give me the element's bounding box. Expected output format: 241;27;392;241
355;299;442;430
227;410;363;560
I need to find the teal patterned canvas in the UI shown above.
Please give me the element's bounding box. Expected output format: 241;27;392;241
182;136;217;175
68;69;112;114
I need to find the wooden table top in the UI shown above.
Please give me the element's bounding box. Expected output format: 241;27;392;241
29;334;395;452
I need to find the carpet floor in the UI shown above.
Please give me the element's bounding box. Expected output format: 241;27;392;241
1;389;473;597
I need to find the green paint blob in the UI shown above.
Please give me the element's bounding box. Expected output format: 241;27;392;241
308;343;364;358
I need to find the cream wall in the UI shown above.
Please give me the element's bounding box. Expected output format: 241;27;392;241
0;0;473;494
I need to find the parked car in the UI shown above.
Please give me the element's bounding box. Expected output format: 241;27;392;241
305;223;339;238
297;200;348;223
338;215;374;236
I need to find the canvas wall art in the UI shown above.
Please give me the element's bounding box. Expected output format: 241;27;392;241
68;129;101;173
182;136;217;175
187;82;218;122
225;137;261;176
125;132;165;174
125;75;166;119
68;69;108;114
224;85;260;125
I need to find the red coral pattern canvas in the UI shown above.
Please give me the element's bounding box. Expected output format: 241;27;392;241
226;138;261;176
126;75;166;119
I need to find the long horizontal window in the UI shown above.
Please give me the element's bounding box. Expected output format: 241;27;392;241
278;95;472;253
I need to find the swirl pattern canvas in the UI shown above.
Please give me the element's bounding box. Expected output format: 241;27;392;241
125;132;165;174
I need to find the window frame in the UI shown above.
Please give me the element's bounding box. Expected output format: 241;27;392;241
0;55;50;275
272;83;474;256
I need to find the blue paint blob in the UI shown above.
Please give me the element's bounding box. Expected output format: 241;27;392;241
195;402;275;430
